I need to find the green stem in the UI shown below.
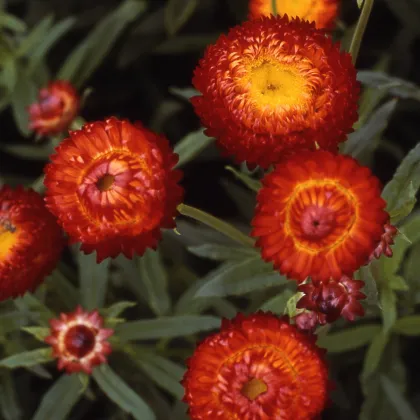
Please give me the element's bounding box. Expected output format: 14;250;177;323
177;203;255;247
271;0;278;16
349;0;375;65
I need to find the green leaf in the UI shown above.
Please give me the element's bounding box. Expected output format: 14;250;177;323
187;243;258;261
382;143;420;223
137;249;171;316
174;128;214;168
165;0;198;35
357;0;365;7
28;17;76;72
343;99;397;158
194;258;282;298
78;251;110;311
2;58;17;93
169;86;199;100
358;70;420;101
46;268;79;310
0;348;52;369
93;365;155;420
21;327;50;342
284;291;305;317
32;374;86;420
116;315;220;341
14;293;54;326
259;289;295;314
358;266;380;307
0;12;26;32
380;375;420;420
388;274;409;291
380;287;397;332
58;1;147;87
317;325;381;353
225;166;262;192
0;142;53;161
393;315;420;336
17;15;54;57
103;301;137;319
362;331;390;380
0;371;21;420
11;71;37;136
388;182;417;223
131;350;185;399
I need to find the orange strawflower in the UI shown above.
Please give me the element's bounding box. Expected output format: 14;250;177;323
249;0;339;30
44;117;184;262
252;151;389;283
45;306;113;374
28;80;80;136
192;15;359;168
0;186;64;301
182;312;329;420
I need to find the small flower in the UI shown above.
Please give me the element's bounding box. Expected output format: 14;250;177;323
45;306;114;374
249;0;340;29
192;15;359;168
44;117;184;262
294;310;319;333
369;222;398;261
297;276;366;323
0;186;64;301
182;312;329;420
28;80;80;136
252;151;389;283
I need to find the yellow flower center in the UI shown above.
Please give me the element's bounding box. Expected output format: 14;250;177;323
246;60;312;109
241;377;268;401
0;222;18;260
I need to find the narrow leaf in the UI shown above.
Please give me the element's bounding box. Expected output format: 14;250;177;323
0;348;52;369
17;15;53;57
103;301;137;319
259;289;295;314
362;331;390;380
21;327;50;342
174;128;214;168
117;315;220;341
165;0;198;35
382;143;420;222
380;375;420;420
393;315;420;336
380;287;397;332
0;371;21;420
169;86;199;100
32;374;85;420
225;166;261;192
93;365;155;420
137;249;171;316
188;243;258;261
78;251;110;310
317;325;381;353
0;12;26;32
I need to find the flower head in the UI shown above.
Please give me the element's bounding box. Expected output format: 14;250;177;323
294;310;319;333
44;117;184;262
28;80;80;136
0;186;64;301
297;276;366;323
192;15;359;168
249;0;340;29
252;151;389;283
45;306;113;374
182;312;329;420
369;222;398;262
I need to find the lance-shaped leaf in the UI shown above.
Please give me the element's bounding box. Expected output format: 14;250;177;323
188;243;259;261
174;128;214;168
165;0;198;35
0;348;52;369
393;315;420;336
93;365;155;420
0;371;21;420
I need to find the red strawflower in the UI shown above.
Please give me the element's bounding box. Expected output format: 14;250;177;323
28;80;80;136
44;117;184;263
297;276;366;323
249;0;340;29
0;186;64;301
252;151;389;283
192;15;359;168
369;222;398;262
182;312;329;420
45;306;114;374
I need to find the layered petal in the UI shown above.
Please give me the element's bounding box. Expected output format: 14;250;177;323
252;151;389;283
0;186;64;301
192;15;359;168
182;312;329;420
44;117;184;262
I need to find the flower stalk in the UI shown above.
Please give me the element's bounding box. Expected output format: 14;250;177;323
349;0;375;65
177;203;255;247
